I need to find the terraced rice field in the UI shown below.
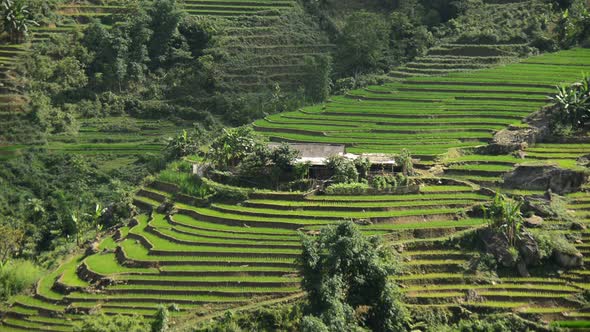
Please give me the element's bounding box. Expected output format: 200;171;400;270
255;48;590;164
0;43;32;146
52;0;332;93
389;0;551;78
0;0;331;161
0;181;493;330
438;138;590;187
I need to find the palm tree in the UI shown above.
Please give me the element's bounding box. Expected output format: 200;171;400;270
1;0;38;43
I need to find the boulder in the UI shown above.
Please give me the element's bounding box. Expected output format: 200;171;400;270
517;232;541;266
479;125;539;154
85;241;100;256
156;201;174;214
503;165;587;195
554;251;584;269
479;229;517;267
522;197;553;218
517;261;530;277
571;222;587;231
524;215;543;228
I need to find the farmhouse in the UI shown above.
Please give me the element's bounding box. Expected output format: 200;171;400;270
268;142;398;178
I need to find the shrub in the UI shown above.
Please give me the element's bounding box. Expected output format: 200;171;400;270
74;312;149;332
152;305;169;332
158;170;211;198
325;182;370;195
548;75;590;136
165;129;201;159
437;313;548;332
0;260;43;300
551;234;579;256
532;231;580;259
326;156;359;184
483;194;523;247
397;149;414;176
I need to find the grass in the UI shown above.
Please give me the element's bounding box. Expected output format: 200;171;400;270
551;321;590;328
305;192;484;201
36;255;85;301
120;239;297;264
84;253;158;275
171;213;298;236
212;203;461;219
255;49;590;159
246;198;481;209
129;215;301;254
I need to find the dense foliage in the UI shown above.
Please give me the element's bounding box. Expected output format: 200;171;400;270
0;151;140;258
299;221;408;331
549;74;590;135
74;313;150;332
204;126;305;189
0;260;43;301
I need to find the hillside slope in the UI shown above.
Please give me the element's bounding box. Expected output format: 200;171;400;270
2;46;590;332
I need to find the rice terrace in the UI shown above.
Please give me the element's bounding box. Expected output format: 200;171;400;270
2;0;590;331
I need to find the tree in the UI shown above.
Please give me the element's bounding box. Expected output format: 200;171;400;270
270;142;299;173
165;129;200;159
303;54;332;103
70;211;82;247
207;126;261;169
147;0;186;68
1;0;38;43
151;305;169;332
337;11;389;75
300;222;409;331
0;224;24;264
398;149;414;176
556;0;590;48
326;156;359;184
389;11;433;63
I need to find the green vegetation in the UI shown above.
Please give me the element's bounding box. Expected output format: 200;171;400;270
0;260;43;300
74;313;149;332
300;221;408;331
548;74;590;135
2;0;590;331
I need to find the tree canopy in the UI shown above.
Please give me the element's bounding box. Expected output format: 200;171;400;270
300;221;409;331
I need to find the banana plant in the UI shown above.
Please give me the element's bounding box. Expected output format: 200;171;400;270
1;0;39;43
549;81;590;130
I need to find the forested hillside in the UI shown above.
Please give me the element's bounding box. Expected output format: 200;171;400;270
1;0;590;331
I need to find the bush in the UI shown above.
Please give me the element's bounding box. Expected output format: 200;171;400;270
548;75;590;135
0;260;44;300
165;129;201;159
533;231;580;259
325;182;370;195
158;170;211;198
326;156;359;184
74;312;149;332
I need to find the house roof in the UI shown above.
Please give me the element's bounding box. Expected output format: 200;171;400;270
268;143;396;166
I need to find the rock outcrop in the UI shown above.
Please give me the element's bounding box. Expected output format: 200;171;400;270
555;251;584;268
503;165;587;195
481;124;541;154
